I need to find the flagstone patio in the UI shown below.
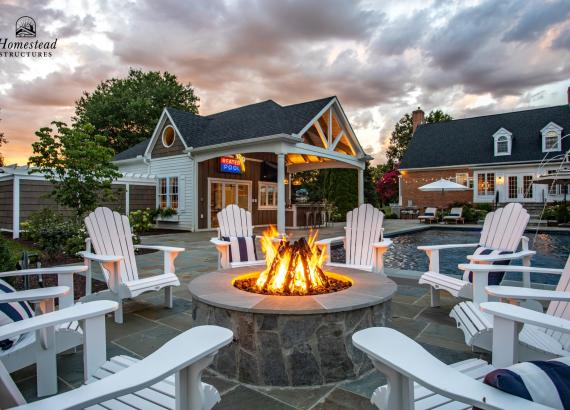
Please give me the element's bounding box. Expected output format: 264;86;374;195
13;220;489;409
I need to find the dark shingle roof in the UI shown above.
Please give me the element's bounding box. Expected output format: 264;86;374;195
400;105;570;169
114;97;334;160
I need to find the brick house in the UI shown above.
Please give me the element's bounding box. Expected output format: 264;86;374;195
399;87;570;210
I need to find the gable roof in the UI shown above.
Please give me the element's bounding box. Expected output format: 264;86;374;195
115;96;335;161
400;105;570;169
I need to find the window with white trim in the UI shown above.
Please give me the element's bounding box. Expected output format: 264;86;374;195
477;172;495;196
493;128;512;156
455;173;469;187
162;125;175;148
258;182;277;209
541;122;562;152
158;177;178;209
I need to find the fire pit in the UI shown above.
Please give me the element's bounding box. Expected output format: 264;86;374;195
188;230;396;386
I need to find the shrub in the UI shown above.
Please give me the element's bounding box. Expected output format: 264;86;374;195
0;236;14;272
128;208;155;243
21;209;87;260
542;202;569;223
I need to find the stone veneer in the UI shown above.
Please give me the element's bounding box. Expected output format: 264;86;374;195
189;266;396;386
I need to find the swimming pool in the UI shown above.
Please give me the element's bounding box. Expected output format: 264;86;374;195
330;228;570;285
383;228;570;285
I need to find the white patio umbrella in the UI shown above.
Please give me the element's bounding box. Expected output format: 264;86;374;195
419;178;469;193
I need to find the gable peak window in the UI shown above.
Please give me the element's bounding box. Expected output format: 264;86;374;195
162;125;175;148
541;122;562;153
493;128;512;156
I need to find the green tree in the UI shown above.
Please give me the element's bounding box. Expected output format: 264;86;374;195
364;161;380;208
28;122;121;216
385;109;452;168
74;68;200;153
0;111;7;166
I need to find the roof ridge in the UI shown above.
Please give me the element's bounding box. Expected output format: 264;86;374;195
204;99;282;118
283;96;336;109
420;104;569;128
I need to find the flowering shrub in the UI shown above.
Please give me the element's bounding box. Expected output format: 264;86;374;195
128;208;154;244
376;169;400;205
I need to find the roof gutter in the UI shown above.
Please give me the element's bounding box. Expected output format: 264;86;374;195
400;158;566;171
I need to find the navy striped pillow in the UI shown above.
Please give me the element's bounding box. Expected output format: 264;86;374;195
0;279;34;351
463;247;512;286
483;356;570;409
222;236;258;263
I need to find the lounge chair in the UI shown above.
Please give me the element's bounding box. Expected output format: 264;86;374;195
353;302;570;409
450;255;570;356
210;204;267;269
418;207;437;224
418;203;533;307
443;207;464;224
81;207;184;323
0;265;88;397
315;204;392;274
0;300;233;409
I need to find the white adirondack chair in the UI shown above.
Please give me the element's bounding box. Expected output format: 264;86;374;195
210;204;266;269
0;300;233;410
0;265;88;397
450;254;570;356
315;204;392;275
443;207;464;224
418;203;533;307
81;207;184;323
353;302;570;410
418;207;438;224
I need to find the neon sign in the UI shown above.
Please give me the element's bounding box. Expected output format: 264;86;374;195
220;156;245;174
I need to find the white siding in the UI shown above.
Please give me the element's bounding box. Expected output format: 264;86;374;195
117;160;150;174
149;155;194;231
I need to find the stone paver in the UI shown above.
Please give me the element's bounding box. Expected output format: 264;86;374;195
15;221;488;408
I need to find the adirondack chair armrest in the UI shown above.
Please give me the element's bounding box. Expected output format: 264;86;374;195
78;252;123;264
459;264;563;275
134;245;184;274
210;238;230;247
481;302;570;335
352;327;546;409
134;245;185;253
315;236;345;246
486;286;570;302
0;286;69;304
467;249;536;262
372;239;392;248
0;265;88;278
21;325;234;410
0;300;117;342
417;242;479;252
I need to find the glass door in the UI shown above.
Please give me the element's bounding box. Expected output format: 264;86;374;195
506;174;534;202
209;179;251;228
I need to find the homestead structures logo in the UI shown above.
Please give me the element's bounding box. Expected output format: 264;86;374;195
1;16;57;58
16;16;36;37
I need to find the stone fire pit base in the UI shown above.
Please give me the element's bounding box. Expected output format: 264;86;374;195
189;266;396;386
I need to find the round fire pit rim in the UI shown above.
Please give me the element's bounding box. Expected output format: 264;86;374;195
188;265;397;315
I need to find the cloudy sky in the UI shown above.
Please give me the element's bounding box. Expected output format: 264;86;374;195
1;0;570;165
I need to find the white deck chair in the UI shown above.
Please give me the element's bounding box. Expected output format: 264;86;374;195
315;204;392;275
418;203;533;307
81;207;184;323
210;204;266;269
353;302;570;410
0;265;88;397
451;254;570;356
0;300;233;410
443;207;464;224
418;207;438;224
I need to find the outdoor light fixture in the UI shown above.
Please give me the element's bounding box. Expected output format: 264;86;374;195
292;177;302;186
496;175;505;184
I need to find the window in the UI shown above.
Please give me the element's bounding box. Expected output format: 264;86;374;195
258;182;277;208
455;173;469;187
477;172;495;196
158;177;178;209
162;125;175;148
541;122;562;152
493;128;512;156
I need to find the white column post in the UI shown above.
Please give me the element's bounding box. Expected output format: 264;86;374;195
13;176;20;239
125;183;130;215
357;168;364;206
277;153;286;234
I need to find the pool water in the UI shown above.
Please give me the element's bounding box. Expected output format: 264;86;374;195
331;228;570;285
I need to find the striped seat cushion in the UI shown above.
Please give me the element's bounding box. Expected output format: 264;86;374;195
222;236;258;263
423;212;435;217
0;279;34;351
462;247;513;286
449;212;461;217
482;356;570;409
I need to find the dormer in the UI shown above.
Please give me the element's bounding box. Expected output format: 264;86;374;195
493;128;512;156
541;121;563;153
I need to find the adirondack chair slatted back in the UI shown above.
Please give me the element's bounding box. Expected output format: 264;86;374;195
479;203;529;252
85;207;139;287
424;207;437;215
545;255;570;350
217;205;253;238
449;207;462;216
345;204;384;267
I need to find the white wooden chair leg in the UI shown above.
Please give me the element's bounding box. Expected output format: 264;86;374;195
430;287;440;307
82;315;107;382
370;359;414;410
35;326;57;397
165;286;173;308
492;316;522;368
114;299;124;324
176;354;216;410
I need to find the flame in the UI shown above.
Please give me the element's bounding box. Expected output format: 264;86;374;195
254;226;328;295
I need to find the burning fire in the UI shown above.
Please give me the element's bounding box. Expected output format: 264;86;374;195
233;226;351;296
